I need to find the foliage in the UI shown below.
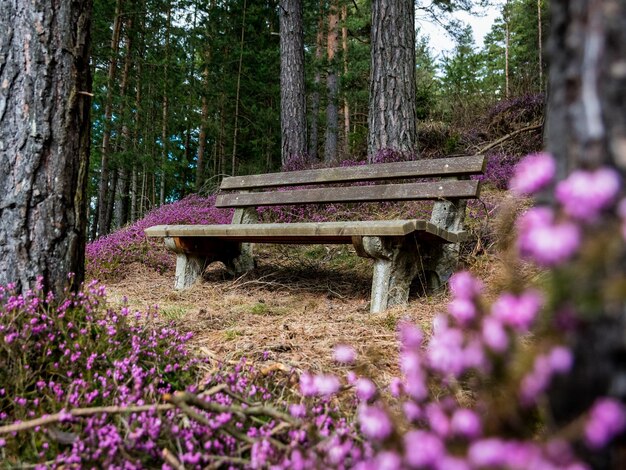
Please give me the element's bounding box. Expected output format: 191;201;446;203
86;195;231;280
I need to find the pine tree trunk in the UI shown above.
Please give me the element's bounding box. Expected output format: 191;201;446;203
0;0;92;297
342;4;350;157
324;0;339;163
231;0;247;176
546;1;626;467
367;0;417;160
308;3;325;161
279;0;307;167
160;3;171;206
196;65;209;190
96;0;123;237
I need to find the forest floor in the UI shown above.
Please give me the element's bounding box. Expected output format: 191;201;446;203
104;233;518;388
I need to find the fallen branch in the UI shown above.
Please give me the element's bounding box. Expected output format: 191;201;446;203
0;403;174;435
477;123;543;154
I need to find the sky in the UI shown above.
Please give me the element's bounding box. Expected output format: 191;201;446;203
417;2;504;60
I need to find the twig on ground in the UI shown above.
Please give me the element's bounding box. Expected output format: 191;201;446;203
162;448;185;470
0;404;174;435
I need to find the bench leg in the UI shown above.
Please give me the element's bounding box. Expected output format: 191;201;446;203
428;199;466;289
165;238;206;290
223;244;255;276
354;236;420;314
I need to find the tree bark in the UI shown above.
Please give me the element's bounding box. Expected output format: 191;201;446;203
0;0;92;297
324;0;339;163
96;0;123;237
196;65;209;190
545;1;626;467
160;2;171;206
367;0;417;160
279;0;307;167
308;3;325;162
342;3;350;157
232;0;247;176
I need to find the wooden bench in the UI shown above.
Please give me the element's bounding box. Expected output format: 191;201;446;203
145;155;485;313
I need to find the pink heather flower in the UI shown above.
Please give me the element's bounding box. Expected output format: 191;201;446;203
404;369;428;401
358;405;393;441
517;208;581;266
451;408;482;439
333;344;356;364
584;398;626;449
374;451;402;470
427;326;466;377
404;430;444;468
355;378;377;402
425;403;450;437
491;290;543;332
389;377;403;397
403;401;422;422
468;438;507;467
520;355;553;405
399;321;423;349
556;167;621;221
299;373;317;397
510;152;556;195
548;346;573;373
449;271;483;299
289;404;307;418
400;350;422;376
438;455;471;470
463;339;488;371
448;298;477;325
482;317;509;353
312;374;341;396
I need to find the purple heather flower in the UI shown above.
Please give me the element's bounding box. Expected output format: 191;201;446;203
619;198;626;240
403;401;422;422
299;373;317;397
355;378;377;402
427;325;465;377
491;290;543;332
312;374;341;396
374;451;402;470
389;377;403;397
548;346;573;374
404;430;444;468
482;316;509;352
426;403;450;437
358;405;393;441
517;207;581;266
556;167;621;221
448;298;477;325
520;354;553;405
449;271;483;299
333;344;356;364
289;404;307;419
468;438;507;467
584;398;626;449
509;152;556;195
451;408;482;439
399;321;423;349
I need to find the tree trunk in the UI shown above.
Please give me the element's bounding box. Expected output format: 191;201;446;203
342;3;350;157
367;0;417;160
196;65;209;190
324;0;339;163
160;3;171;206
537;0;543;92
545;1;626;467
96;0;123;237
231;0;247;176
279;0;308;167
308;3;325;161
0;0;92;297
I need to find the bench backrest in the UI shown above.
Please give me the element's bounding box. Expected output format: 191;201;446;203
215;155;485;209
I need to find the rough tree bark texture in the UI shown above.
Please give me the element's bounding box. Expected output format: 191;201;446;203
367;0;417;160
546;1;626;467
324;0;339;163
308;3;325;161
0;0;92;297
279;0;307;167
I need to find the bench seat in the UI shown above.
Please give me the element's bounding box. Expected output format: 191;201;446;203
144;220;467;245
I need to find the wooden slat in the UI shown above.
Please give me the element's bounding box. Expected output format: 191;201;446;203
144;220;466;244
219;155;485;190
215;180;480;208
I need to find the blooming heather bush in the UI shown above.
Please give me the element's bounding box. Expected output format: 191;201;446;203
86;195;232;280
